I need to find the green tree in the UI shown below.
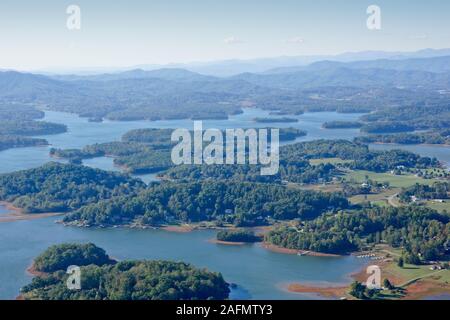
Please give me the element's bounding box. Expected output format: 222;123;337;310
398;257;404;268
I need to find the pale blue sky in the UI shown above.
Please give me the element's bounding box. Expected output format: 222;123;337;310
0;0;449;70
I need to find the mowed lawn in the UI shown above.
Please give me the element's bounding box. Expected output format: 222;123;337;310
344;170;439;188
424;200;450;213
384;263;450;286
349;188;399;206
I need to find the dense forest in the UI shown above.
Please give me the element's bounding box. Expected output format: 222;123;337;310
121;128;174;145
0;103;44;121
0;162;145;213
322;121;363;129
360;122;415;134
63;181;349;227
22;243;229;300
50;128;306;174
216;230;262;243
266;206;449;260
33;243;115;273
0;120;67;136
360;104;450;133
399;182;450;203
0;103;67;151
0;135;48;151
163;161;337;184
279;140;438;172
162;140;438;184
355;130;450;145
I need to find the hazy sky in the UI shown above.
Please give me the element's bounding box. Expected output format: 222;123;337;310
0;0;449;70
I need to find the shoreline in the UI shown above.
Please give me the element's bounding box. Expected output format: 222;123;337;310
208;239;248;246
286;258;450;300
15;262;46;300
0;201;64;223
371;142;450;148
261;243;342;258
161;225;195;233
26;262;46;278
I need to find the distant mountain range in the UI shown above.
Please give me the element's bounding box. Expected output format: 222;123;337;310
265;55;450;74
37;48;450;77
51;68;215;82
2;51;450;122
2;55;450;97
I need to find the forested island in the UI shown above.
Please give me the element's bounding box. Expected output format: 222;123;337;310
22;243;229;300
253;117;299;123
322;121;363;129
216;230;262;243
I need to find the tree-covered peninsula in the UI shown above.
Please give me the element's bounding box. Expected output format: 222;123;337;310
0;162;145;213
63;180;349;227
265;206;449;259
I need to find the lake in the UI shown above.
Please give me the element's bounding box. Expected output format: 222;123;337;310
0;212;368;300
0;108;448;300
370;143;450;169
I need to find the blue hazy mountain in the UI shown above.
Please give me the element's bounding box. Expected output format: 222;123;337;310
51;68;216;82
265;55;450;74
38;48;450;77
2;52;450;122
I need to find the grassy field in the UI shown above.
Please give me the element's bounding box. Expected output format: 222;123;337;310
385;263;450;286
344;170;439;188
349;189;399;206
423;200;450;213
289;182;343;193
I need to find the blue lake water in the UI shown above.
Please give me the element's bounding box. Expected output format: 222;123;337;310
0;108;364;174
0;213;369;300
0;108;448;300
424;293;450;300
370;143;450;169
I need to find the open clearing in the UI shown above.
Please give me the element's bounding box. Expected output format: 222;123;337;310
344;170;439;188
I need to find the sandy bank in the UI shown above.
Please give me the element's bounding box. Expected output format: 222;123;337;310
287;258;450;300
0;201;63;223
287;283;348;299
161;225;195;233
208;239;248;246
261;243;342;257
